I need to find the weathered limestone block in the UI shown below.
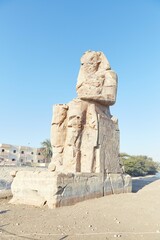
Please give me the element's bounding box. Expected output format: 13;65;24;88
108;174;124;194
10;170;131;208
76;51;118;106
55;173;104;207
123;174;132;193
50;98;122;175
10;171;104;208
98;114;121;173
10;171;58;207
103;174;132;195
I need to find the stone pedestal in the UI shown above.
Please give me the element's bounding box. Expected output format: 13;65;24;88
10;171;131;208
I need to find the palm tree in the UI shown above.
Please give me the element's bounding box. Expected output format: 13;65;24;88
41;139;52;164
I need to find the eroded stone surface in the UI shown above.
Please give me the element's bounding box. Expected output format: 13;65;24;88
77;51;118;106
10;171;58;207
50;99;121;174
10;171;132;208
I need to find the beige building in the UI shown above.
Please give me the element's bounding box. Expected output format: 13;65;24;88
0;143;46;166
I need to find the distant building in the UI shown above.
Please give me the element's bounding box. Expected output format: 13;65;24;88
0;143;47;166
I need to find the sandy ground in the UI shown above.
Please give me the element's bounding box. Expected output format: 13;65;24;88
0;177;160;240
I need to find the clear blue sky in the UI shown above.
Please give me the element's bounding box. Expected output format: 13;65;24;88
0;0;160;161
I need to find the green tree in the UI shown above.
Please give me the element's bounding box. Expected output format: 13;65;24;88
121;154;158;177
41;139;52;163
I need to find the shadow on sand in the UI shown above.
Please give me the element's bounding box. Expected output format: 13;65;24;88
132;174;160;192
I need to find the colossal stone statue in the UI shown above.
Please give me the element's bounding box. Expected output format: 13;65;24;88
49;50;120;174
10;50;132;208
